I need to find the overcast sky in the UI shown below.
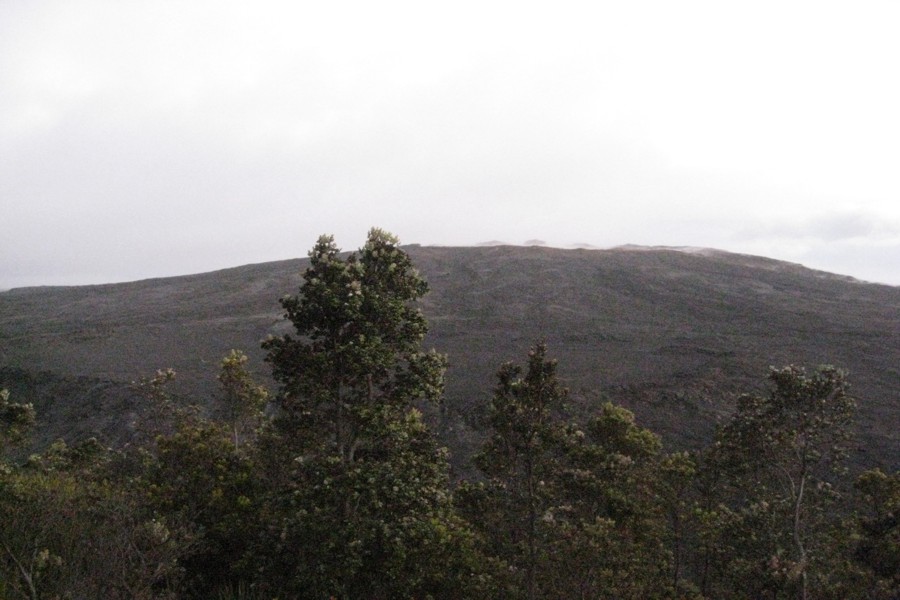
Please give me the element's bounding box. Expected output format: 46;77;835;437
2;0;899;289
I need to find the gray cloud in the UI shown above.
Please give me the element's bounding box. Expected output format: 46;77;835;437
736;210;900;244
2;1;899;288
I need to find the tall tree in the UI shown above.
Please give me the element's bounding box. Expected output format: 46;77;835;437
258;229;478;598
713;365;856;600
459;343;567;600
263;230;444;459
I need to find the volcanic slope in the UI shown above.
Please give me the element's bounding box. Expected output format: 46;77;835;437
1;245;897;469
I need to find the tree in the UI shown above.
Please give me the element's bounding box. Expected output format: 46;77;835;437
257;229;479;598
655;451;698;595
124;365;266;597
462;342;568;600
552;402;671;599
142;417;261;596
712;365;856;600
0;388;36;458
461;346;674;599
262;230;445;459
216;349;268;450
852;469;900;598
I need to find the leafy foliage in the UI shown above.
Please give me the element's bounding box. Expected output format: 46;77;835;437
461;345;675;599
705;366;857;599
0;389;35;455
256;229;482;598
460;343;568;599
1;439;187;599
852;468;900;597
216;349;268;449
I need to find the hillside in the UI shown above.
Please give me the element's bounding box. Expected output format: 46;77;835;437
1;245;898;470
